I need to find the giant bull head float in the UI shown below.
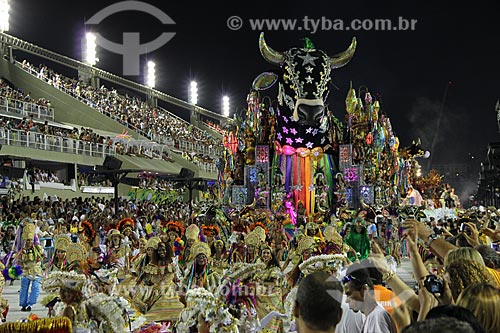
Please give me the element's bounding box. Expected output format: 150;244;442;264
257;32;356;151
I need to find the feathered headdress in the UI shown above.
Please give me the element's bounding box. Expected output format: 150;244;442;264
117;217;134;234
201;224;220;237
79;220;96;242
167;221;185;238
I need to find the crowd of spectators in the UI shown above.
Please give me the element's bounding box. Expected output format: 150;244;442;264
19;60;223;160
0;79;53;120
30;167;60;183
0;112;175;163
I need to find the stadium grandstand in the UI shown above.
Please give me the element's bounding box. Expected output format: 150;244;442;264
0;31;228;201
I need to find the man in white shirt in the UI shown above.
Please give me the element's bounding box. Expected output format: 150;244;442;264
343;262;396;333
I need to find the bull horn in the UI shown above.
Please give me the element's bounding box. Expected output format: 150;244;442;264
329;37;357;69
259;32;284;65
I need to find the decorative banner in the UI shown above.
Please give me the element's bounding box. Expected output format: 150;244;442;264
128;188;179;204
360;185;374;205
344;166;361;183
245;166;258;186
256;145;270;163
232;186;248;205
339;144;352;170
255;145;270;188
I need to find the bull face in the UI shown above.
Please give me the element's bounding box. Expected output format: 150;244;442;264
259;32;356;149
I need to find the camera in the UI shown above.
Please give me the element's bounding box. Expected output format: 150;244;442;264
423;274;444;294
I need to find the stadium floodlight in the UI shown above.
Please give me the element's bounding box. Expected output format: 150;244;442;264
222;95;230;117
189;81;198;105
146;61;156;88
0;0;9;32
85;32;98;66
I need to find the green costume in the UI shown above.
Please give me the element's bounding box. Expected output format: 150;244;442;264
345;226;370;262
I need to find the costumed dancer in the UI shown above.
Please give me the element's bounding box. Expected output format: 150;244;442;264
344;217;370;262
253;244;286;333
15;221;44;312
211;239;228;277
0;262;8;322
41;234;71;317
78;220;99;256
117;217;139;252
142;240;185;325
105;229;130;282
183;224;200;269
182;241;220;294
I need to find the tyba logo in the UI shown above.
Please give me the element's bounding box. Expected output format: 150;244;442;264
86;1;175;76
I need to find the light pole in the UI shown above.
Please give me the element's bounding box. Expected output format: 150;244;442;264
146;60;156;88
0;0;9;32
84;32;98;66
222;95;230;117
189;81;198;105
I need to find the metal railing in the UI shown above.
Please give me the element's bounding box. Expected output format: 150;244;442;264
0;127;116;158
0;31;227;121
17;61;223;161
0;96;55;120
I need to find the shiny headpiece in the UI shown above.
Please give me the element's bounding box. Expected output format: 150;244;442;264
297;236;316;254
146;236;161;250
190;241;211;260
323;225;342;246
250;222;268;242
42;270;89;293
244;231;261;247
54;234;71;251
185;224;200;241
66;242;88;264
21;222;36;241
107;229;124;239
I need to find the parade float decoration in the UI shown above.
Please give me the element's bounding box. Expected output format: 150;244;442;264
219;32;444;225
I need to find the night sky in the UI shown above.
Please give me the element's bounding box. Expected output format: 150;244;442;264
5;0;500;198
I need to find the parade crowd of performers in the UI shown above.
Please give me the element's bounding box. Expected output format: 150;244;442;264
0;194;497;333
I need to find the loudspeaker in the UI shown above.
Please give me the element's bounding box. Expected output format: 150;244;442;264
179;167;194;179
103;156;123;170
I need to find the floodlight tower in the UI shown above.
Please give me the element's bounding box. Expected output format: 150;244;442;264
146;61;156;88
0;0;12;62
188;80;199;125
145;60;158;107
222;96;230;117
0;0;9;32
189;81;198;105
80;32;100;89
